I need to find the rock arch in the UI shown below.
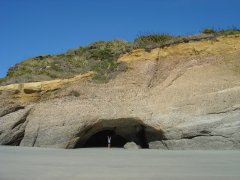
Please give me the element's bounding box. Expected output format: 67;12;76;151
73;118;165;148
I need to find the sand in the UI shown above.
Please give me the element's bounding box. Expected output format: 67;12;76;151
0;146;239;180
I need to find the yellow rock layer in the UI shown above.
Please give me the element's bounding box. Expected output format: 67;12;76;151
118;35;240;63
0;72;94;102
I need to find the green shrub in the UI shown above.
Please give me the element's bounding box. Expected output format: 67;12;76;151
0;78;5;84
202;28;216;34
92;73;109;83
216;28;240;36
133;34;174;48
66;48;77;56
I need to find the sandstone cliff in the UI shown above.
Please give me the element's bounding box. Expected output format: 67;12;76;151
0;35;240;149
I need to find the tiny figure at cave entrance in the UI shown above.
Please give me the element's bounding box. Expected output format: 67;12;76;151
107;136;111;148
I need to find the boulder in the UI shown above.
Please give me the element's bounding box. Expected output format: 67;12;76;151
124;142;140;149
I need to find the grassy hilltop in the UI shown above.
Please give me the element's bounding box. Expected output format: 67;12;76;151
1;28;240;85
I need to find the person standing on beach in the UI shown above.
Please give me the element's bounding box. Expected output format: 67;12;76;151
107;136;111;148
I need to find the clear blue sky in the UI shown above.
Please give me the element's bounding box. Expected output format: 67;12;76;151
1;0;240;78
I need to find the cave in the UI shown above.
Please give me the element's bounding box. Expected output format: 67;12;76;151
73;118;165;149
83;130;127;148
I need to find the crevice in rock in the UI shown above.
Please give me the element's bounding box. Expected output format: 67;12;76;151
200;130;211;134
1;120;29;146
0;105;25;117
161;140;169;150
148;58;160;88
32;126;40;147
5;121;29;146
164;70;187;88
11;110;30;130
181;134;209;139
207;106;240;115
181;130;212;139
181;134;230;140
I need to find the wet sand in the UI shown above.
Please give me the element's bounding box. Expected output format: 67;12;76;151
0;146;239;180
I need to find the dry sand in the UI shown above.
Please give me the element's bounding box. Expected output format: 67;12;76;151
0;146;239;180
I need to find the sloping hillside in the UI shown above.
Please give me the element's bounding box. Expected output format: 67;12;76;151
1;28;239;85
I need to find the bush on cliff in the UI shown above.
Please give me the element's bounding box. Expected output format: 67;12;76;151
202;28;216;34
217;28;240;36
202;27;240;36
133;34;174;49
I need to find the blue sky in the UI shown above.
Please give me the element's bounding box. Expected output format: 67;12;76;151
1;0;240;78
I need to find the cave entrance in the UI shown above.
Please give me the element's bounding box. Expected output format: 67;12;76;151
83;130;127;148
73;118;165;149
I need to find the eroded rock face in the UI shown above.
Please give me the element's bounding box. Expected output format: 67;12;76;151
0;36;240;149
149;141;168;150
0;106;32;145
163;136;238;150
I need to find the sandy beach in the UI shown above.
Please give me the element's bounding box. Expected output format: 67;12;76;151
0;146;239;180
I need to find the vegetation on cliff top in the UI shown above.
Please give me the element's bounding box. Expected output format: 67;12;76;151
1;28;240;85
2;40;130;85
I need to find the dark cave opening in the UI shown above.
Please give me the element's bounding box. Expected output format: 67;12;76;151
73;118;166;149
83;130;127;148
136;125;149;148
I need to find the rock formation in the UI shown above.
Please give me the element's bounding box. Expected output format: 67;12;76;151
124;142;141;149
0;35;240;149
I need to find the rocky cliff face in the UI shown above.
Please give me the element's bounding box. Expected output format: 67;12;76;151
0;35;240;149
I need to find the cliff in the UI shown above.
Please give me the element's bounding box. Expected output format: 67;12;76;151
0;34;240;149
